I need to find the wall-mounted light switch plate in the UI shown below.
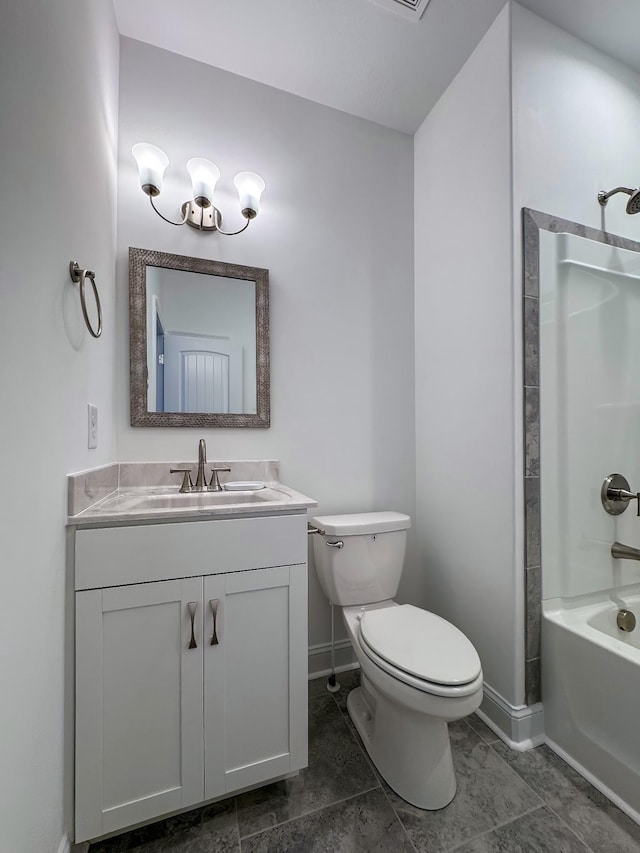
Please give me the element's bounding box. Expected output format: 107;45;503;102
88;404;98;449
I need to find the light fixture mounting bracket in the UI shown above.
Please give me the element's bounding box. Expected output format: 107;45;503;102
180;200;222;232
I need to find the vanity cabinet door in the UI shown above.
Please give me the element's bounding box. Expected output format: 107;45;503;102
204;564;308;799
75;578;204;843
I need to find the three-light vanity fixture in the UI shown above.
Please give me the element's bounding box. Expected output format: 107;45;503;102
132;143;265;235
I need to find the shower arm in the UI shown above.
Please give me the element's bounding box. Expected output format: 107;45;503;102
598;187;636;206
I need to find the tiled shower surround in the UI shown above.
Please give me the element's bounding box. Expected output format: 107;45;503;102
521;208;640;704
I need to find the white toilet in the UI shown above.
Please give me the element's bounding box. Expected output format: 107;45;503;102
311;511;483;810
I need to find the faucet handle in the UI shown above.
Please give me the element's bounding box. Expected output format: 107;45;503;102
170;468;194;493
209;467;231;492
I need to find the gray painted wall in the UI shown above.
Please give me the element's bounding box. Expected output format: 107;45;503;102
115;38;417;652
414;7;519;706
0;2;120;850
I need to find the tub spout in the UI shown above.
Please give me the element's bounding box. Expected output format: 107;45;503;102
611;541;640;561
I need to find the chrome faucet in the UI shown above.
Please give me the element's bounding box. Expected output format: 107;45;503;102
170;438;230;492
195;438;208;490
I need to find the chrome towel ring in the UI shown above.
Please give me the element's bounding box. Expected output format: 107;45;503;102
69;261;103;338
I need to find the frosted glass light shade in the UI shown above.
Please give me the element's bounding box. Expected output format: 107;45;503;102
132;143;169;196
234;172;265;219
186;158;220;208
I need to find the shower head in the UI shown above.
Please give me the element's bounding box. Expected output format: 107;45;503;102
625;189;640;215
598;186;640;214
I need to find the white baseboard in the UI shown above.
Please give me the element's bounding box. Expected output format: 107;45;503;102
477;683;545;750
56;835;73;853
308;639;357;679
545;738;640;827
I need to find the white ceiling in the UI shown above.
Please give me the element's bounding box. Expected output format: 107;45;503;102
113;0;640;135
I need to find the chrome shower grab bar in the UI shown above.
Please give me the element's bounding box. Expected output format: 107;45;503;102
612;541;640;561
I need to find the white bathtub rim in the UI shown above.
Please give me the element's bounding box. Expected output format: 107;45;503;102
544;598;640;666
544;584;640;615
545;737;640;827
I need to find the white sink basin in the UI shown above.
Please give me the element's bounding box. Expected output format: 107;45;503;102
97;487;284;514
126;490;276;511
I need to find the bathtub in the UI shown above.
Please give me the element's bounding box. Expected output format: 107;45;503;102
543;593;640;820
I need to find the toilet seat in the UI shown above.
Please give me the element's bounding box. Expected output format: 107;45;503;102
358;604;482;698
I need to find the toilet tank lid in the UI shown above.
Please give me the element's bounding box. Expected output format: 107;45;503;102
311;511;411;536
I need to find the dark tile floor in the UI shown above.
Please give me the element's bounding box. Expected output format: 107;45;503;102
89;670;640;852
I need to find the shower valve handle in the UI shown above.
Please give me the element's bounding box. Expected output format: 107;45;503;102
601;474;640;516
609;490;640;516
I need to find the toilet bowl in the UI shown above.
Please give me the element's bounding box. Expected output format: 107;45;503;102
311;512;483;810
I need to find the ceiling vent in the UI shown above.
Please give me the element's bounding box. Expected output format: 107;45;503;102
369;0;431;21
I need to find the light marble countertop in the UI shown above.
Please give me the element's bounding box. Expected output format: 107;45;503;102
67;461;317;527
68;482;317;527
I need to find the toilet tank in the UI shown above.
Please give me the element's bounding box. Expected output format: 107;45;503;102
310;512;411;606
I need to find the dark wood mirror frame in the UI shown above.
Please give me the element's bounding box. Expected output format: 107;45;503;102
129;247;270;428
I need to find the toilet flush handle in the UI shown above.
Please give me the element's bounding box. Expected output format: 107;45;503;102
326;540;344;550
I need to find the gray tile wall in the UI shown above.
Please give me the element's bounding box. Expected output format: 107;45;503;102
521;209;640;705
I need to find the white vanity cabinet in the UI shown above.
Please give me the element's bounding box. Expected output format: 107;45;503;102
74;513;308;844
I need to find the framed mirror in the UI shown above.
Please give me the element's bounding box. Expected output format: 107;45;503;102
129;247;269;427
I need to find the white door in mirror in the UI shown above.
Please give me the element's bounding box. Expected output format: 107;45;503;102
223;482;265;491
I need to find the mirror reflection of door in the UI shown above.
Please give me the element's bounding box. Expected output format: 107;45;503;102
163;334;243;413
145;266;256;415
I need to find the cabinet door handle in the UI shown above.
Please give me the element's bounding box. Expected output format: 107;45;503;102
187;601;198;649
209;599;220;646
